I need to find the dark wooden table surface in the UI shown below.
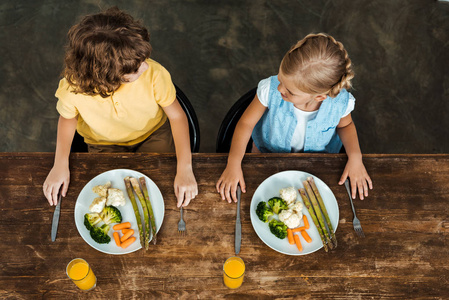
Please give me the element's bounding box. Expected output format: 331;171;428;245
1;153;448;299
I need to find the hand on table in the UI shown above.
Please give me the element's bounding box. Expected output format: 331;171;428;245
174;165;198;208
338;157;373;200
43;164;70;206
216;165;246;203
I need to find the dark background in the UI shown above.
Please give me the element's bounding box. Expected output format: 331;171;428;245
1;0;448;153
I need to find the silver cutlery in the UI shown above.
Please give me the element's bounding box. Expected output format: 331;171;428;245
344;179;365;238
51;193;63;242
178;206;186;235
235;185;242;255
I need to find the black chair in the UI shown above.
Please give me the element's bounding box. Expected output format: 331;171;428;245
71;84;200;153
216;87;257;153
175;84;200;153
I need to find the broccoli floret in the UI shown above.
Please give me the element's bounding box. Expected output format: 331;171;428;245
256;201;274;222
268;197;289;214
268;219;288;239
100;205;122;225
90;224;111;244
84;213;102;231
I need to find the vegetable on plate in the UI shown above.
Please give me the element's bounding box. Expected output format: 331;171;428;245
303;180;335;250
299;187;329;252
120;229;134;242
113;222;131;231
124;177;144;248
287;228;294;245
256;202;274;222
139;177;157;245
84;213;102;231
113;232;121;247
130;177;152;250
100;205;123;225
293;234;303;251
268;197;288;214
307;177;337;248
121;236;136;249
90;224;111;244
268;219;288;239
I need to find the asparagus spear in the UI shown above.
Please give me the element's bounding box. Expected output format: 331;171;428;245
130;177;151;250
307;176;337;248
139;177;157;245
299;188;328;252
303;180;334;250
124;176;144;248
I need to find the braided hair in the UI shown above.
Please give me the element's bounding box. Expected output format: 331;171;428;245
280;33;354;98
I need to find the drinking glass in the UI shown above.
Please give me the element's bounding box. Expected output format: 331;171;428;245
223;256;245;289
66;258;97;291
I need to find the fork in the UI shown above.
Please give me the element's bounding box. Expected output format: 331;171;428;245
344;179;365;238
178;207;186;234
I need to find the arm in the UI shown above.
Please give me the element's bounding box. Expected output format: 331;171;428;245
336;114;373;200
216;95;267;203
162;99;198;208
43;116;77;205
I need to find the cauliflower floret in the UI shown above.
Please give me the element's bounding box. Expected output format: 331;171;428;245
92;181;111;197
283;213;301;229
289;201;304;218
279;186;297;205
278;209;293;223
89;197;106;213
106;188;126;207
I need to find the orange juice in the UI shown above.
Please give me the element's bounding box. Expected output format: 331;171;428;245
66;258;96;291
223;257;245;289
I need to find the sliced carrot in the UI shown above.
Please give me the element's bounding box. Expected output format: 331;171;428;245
300;230;312;243
120;229;134;242
303;215;310;229
121;228;131;234
291;226;306;233
121;236;136;249
113;222;131;231
113;232;121;247
294;234;303;251
287;229;294;245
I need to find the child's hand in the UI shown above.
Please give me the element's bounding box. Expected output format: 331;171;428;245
43;164;70;206
216;165;246;203
174;165;198;208
338;157;373;200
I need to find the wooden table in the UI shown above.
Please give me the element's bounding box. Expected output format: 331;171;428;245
1;153;448;299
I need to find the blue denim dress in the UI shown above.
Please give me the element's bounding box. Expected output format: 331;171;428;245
252;75;350;153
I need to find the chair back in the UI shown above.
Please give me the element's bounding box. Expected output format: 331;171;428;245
71;84;200;152
216;88;257;153
175;84;200;153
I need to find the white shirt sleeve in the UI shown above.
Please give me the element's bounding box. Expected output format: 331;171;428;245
256;77;271;107
342;92;356;117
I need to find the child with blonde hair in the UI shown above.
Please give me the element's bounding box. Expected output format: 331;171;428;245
43;7;197;208
217;33;372;202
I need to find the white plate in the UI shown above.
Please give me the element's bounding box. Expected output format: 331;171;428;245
250;170;339;255
74;169;164;254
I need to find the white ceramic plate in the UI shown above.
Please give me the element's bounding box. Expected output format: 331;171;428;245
74;169;164;254
250;170;339;255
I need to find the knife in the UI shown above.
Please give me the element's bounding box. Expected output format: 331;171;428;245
235;185;242;255
51;193;63;242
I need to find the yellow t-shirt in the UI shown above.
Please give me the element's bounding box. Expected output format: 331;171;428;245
56;59;176;145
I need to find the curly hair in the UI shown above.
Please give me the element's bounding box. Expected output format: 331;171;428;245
280;33;354;98
64;7;152;98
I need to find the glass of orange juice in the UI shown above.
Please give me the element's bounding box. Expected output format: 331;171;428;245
223;256;245;289
66;258;97;291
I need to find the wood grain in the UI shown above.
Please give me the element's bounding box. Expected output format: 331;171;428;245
0;153;448;299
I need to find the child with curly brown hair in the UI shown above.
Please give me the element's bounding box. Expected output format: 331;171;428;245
43;7;197;208
217;33;373;203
